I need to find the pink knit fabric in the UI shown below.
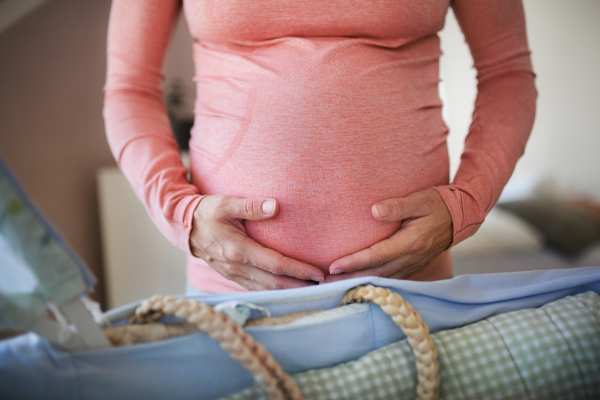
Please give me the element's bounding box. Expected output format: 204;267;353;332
104;0;537;293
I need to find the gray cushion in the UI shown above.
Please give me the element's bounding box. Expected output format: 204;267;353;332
497;199;600;258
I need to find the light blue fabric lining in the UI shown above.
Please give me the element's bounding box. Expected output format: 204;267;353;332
1;267;600;400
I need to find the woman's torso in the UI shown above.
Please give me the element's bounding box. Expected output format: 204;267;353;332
183;0;452;290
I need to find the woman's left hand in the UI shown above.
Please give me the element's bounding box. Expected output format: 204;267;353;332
324;188;453;283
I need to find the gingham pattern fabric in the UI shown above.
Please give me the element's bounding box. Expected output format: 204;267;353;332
220;292;600;400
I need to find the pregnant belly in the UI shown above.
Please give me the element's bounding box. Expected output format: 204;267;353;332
190;38;449;274
190;86;449;273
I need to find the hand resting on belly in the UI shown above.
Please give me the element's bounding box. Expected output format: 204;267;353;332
190;189;453;290
189;194;325;290
325;188;453;283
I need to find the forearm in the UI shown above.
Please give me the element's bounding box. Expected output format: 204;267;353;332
434;75;537;244
434;0;538;246
103;0;207;254
104;97;206;252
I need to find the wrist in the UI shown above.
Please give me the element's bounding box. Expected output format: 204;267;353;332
186;195;209;257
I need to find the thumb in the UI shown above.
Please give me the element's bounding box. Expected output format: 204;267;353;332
228;197;279;221
371;193;426;222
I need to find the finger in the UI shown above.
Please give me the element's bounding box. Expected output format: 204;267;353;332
234;277;269;292
215;196;279;221
248;267;318;290
371;189;435;222
216;260;317;290
329;235;407;275
325;257;417;283
239;237;325;282
235;275;313;291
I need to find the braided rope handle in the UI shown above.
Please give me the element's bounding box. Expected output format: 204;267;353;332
132;296;305;400
340;285;440;400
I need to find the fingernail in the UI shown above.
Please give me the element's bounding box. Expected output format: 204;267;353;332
374;204;389;218
262;200;275;215
330;269;344;275
310;276;324;282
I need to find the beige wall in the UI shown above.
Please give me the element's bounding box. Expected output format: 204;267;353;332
441;0;600;199
0;0;197;308
0;0;115;306
516;0;600;198
0;0;199;308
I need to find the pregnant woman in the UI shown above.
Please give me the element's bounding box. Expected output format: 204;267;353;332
104;0;537;293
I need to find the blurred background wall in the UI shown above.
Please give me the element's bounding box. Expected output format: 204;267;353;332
0;0;115;306
441;0;600;200
0;0;598;308
0;0;194;307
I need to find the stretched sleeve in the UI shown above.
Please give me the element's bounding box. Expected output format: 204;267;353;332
432;0;538;246
103;0;207;255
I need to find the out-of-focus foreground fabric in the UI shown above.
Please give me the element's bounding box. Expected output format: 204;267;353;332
1;268;600;400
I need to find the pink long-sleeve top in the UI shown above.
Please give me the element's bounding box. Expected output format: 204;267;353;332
104;0;537;293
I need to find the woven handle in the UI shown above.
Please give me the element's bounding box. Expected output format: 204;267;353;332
132;296;305;400
340;285;440;400
131;286;439;400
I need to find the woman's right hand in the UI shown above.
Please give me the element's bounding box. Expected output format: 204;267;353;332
189;194;325;291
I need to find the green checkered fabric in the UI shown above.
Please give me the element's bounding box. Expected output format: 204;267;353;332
220;292;600;400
